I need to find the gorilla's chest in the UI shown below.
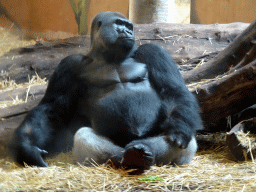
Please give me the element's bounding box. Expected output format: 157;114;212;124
78;58;161;142
81;58;147;86
80;58;158;109
80;58;156;104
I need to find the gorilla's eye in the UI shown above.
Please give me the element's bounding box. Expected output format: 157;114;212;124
115;19;133;31
126;24;133;31
97;21;102;28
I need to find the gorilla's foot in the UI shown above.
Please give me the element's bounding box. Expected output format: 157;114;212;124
121;144;155;175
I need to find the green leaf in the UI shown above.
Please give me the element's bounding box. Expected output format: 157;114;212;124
67;0;90;35
138;175;163;182
67;0;78;15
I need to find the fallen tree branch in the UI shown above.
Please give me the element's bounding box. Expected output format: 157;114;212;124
190;59;256;130
183;19;256;83
226;118;256;161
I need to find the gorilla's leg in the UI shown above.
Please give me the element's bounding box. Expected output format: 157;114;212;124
167;136;197;165
73;128;197;174
73;127;124;166
122;136;197;174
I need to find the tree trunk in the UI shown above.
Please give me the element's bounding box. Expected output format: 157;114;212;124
190;59;256;130
183;19;256;83
226;118;256;161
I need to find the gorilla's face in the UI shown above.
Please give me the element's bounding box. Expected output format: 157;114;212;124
91;12;135;54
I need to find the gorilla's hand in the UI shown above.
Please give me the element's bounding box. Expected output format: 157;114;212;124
167;130;192;149
18;146;48;167
32;147;49;167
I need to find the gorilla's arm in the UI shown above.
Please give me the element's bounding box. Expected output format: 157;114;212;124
11;55;87;166
134;43;203;148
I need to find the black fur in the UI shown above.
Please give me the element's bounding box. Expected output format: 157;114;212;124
11;12;202;173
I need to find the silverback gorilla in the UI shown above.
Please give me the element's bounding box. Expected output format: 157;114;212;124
11;12;202;174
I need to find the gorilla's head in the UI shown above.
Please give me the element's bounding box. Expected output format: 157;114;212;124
90;12;136;57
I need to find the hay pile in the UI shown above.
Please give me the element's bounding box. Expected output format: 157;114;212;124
0;26;36;57
1;149;256;191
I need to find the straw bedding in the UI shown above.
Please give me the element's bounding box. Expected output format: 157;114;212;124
1;148;256;191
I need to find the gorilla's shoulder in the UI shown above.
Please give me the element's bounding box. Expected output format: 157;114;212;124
52;54;93;80
58;54;93;68
135;43;168;56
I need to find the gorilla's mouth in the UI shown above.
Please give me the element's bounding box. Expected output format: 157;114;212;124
118;37;134;40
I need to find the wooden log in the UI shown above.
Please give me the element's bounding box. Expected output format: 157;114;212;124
183;19;256;83
135;22;249;62
226;118;256;161
0;99;41;119
0;84;47;102
0;114;27;146
0;84;45;146
0;99;41;146
190;59;256;131
196;132;226;151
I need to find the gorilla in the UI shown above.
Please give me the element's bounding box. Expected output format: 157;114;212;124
11;11;202;174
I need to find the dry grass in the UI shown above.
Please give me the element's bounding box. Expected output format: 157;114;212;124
1;148;256;191
237;131;256;150
235;131;256;162
0;26;41;109
0;26;36;57
0;73;47;109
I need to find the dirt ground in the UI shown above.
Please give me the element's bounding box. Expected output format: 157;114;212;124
1;17;256;191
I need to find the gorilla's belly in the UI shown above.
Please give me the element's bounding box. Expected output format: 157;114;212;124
83;82;161;146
